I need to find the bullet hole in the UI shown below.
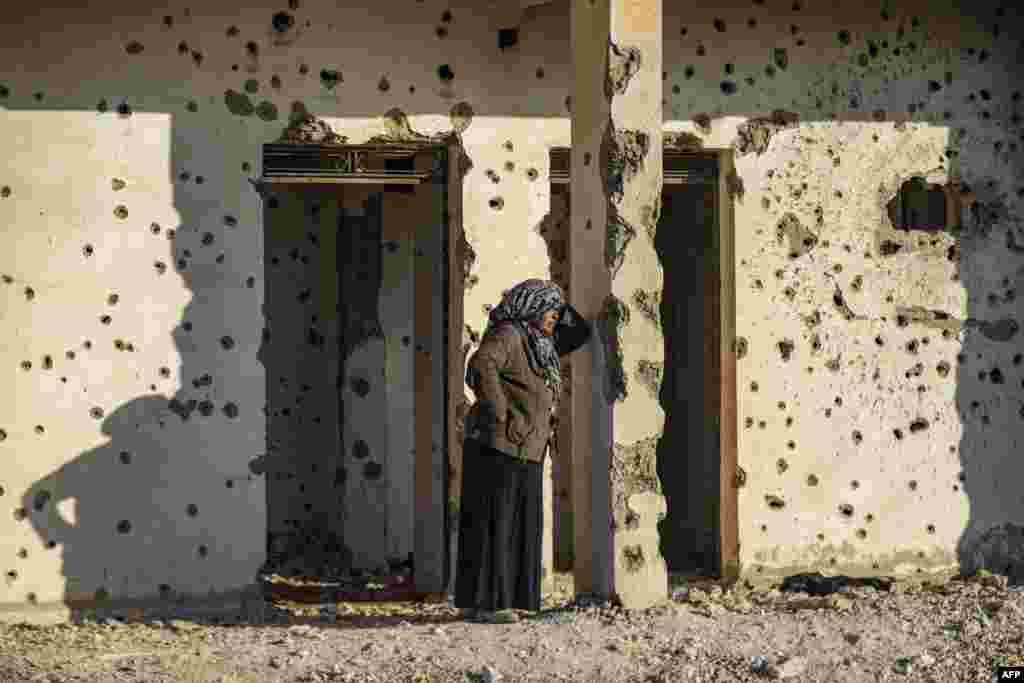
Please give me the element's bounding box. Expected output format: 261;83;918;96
117;102;132;117
773;48;789;71
905;339;920;355
116;520;132;534
488;197;504;211
119;451;132;465
350;377;371;398
245;41;260;58
535;67;545;79
926;524;935;534
685;66;695;79
198;545;209;558
783;286;797;300
879;240;903;256
734;337;749;359
186;503;199;517
720;81;738;95
838;504;854;518
363;461;383;480
340;439;369;465
837;30;851;45
90;406;105;420
223;402;239;419
776;458;789;474
775;338;796;362
745;417;754;428
748;18;757;27
219;336;235;351
852;430;863;445
750;381;759;392
893;428;904;440
765;495;786;510
990;367;1005;384
437;64;455;82
696;44;706;56
13;508;26;521
272;11;294;33
197;400;214;417
498;28;519;50
315;68;344;91
83;340;92;349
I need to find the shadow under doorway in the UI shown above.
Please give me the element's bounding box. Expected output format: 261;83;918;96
255;144;456;601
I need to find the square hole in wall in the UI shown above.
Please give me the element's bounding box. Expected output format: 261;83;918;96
889;177;948;231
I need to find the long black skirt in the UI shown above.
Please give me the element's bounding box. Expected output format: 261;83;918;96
454;439;543;612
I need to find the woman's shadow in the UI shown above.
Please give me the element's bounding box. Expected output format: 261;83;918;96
20;119;267;612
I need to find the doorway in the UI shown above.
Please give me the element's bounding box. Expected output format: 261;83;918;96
257;143;459;596
548;146;738;579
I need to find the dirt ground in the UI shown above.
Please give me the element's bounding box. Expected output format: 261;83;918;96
1;571;1022;683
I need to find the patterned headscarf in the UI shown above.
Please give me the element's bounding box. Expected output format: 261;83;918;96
470;279;566;392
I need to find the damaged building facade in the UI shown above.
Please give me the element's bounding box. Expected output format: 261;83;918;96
1;0;1023;620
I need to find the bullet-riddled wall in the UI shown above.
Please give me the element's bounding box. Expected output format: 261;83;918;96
1;0;1023;613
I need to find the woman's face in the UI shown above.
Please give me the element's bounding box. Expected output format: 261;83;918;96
540;308;561;336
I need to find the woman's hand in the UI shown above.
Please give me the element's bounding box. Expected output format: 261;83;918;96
506;407;532;445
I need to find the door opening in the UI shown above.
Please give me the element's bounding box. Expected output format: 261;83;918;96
548;146;737;580
257;143;459;598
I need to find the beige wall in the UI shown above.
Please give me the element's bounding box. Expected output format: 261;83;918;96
1;0;1022;611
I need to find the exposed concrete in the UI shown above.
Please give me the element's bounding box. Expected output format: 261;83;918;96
612;492;667;609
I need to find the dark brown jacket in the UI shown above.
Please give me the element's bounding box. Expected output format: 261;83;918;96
464;309;590;464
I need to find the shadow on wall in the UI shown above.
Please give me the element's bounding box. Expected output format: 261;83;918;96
949;147;1024;583
19;114;267;611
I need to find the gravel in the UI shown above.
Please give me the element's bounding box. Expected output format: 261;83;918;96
1;571;1021;682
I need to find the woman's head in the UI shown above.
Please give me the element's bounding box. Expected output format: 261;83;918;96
489;279;565;336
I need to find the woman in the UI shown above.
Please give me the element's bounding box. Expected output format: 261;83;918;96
456;279;591;623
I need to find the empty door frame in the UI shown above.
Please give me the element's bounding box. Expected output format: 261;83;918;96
548;145;739;579
258;142;462;594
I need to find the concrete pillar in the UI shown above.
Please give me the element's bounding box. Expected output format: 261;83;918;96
570;0;667;608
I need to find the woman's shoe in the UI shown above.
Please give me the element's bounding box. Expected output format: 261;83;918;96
474;609;520;624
